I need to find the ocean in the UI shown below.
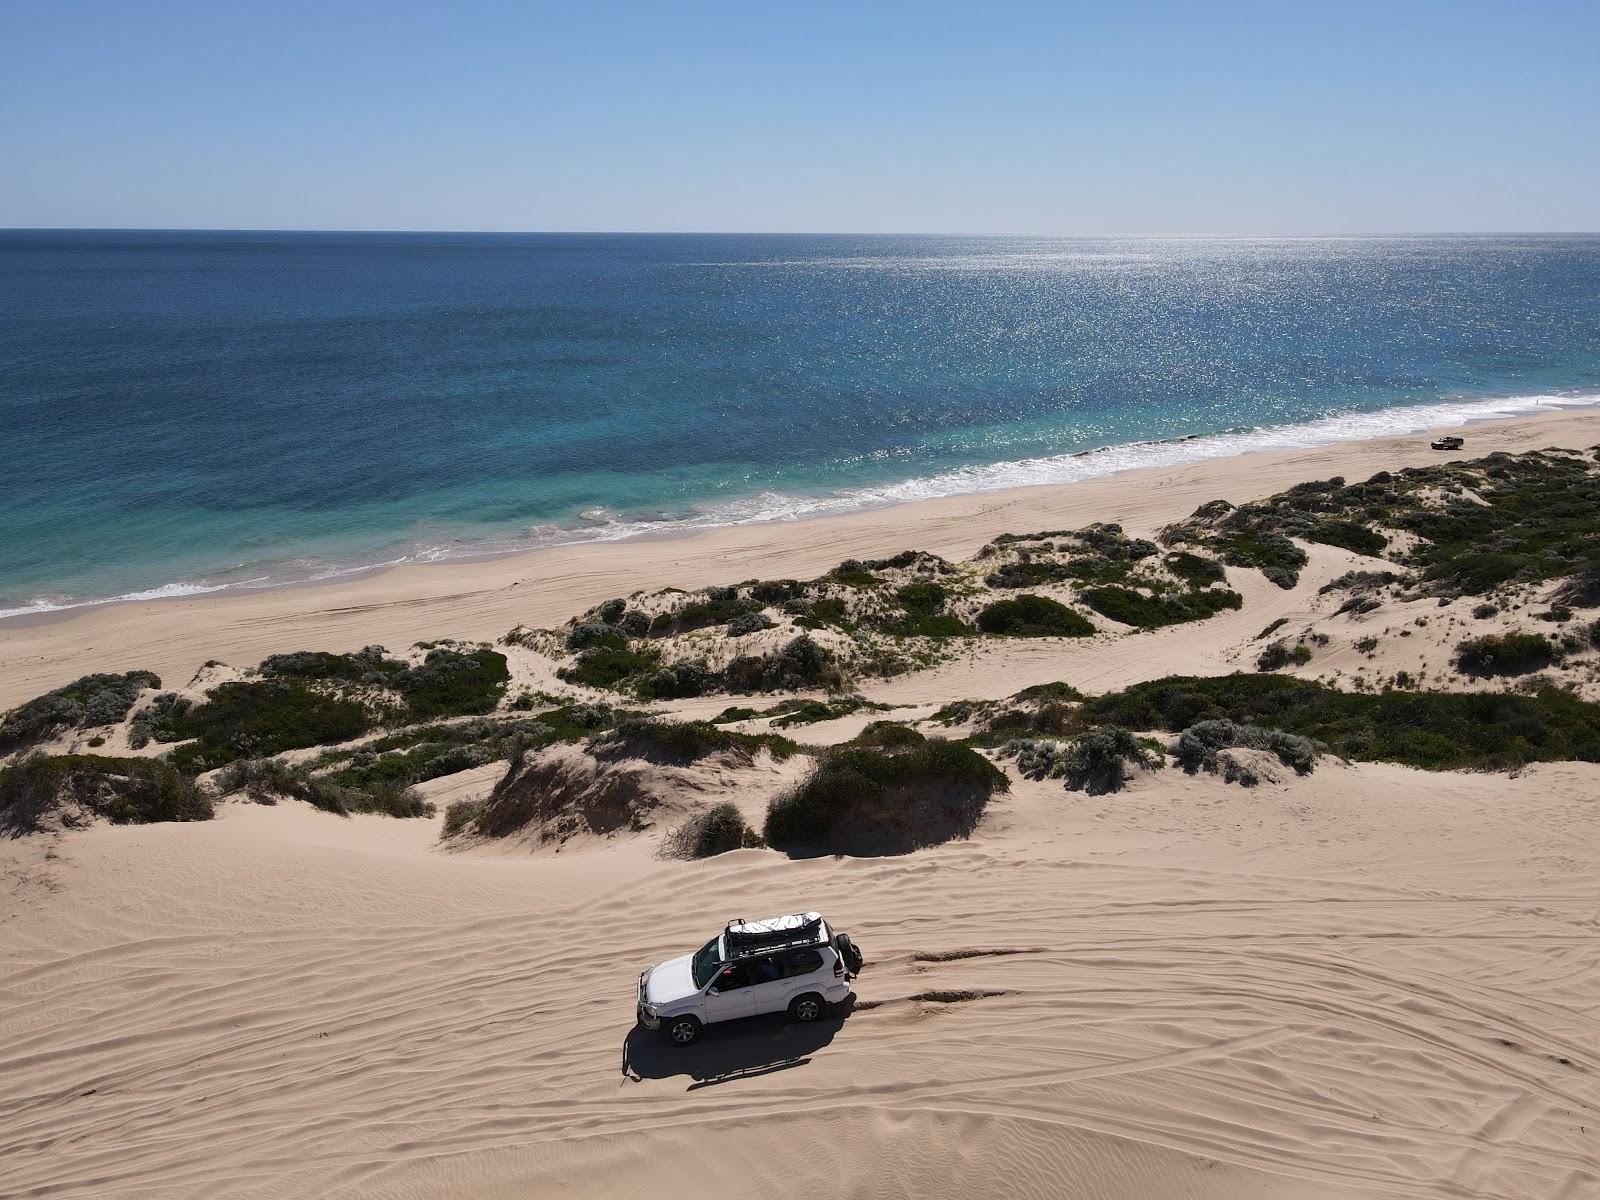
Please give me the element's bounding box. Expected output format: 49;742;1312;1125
2;231;1598;618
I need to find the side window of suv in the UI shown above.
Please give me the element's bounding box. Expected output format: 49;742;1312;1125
747;956;783;986
781;949;824;978
711;962;751;992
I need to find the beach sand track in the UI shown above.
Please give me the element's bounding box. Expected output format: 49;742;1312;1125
2;759;1596;1199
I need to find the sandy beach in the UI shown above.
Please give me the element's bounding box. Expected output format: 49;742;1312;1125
3;404;1599;1199
3;404;1596;711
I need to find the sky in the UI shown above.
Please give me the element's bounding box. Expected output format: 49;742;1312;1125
2;0;1597;235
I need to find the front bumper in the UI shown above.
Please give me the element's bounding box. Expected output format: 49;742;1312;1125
636;973;660;1028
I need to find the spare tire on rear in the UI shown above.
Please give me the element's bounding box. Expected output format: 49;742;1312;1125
834;932;864;975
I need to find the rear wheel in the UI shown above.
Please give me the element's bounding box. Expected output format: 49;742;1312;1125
789;993;826;1023
664;1015;702;1046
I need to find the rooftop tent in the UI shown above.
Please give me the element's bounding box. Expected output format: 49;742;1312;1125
725;912;824;956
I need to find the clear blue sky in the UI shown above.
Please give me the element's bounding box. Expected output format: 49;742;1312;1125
3;0;1596;234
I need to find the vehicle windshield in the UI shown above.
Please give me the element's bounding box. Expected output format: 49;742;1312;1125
691;936;723;989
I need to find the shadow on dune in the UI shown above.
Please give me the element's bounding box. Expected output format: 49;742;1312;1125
621;996;856;1090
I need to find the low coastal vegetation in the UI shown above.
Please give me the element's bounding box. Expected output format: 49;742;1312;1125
1173;719;1322;781
659;802;764;859
975;594;1095;637
1164;449;1600;599
763;728;1007;855
3;447;1598;841
143;645;511;773
1452;631;1561;677
1079;674;1600;771
1000;725;1160;794
0;753;211;834
214;758;434;818
0;671;161;753
591;718;798;765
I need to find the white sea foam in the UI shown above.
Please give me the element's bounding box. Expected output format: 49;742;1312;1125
522;390;1600;544
3;390;1594;622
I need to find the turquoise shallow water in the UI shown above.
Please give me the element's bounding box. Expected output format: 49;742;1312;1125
2;231;1598;616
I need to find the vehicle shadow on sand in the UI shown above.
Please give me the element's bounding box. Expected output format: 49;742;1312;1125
621;996;856;1091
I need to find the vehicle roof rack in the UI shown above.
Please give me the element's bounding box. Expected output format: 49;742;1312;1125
723;912;825;959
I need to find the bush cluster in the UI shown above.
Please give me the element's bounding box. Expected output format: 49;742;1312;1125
214;757;434;817
1453;632;1560;677
0;671;162;752
1256;641;1314;671
441;798;485;838
594;718;796;765
975;594;1094;637
1081;585;1242;629
158;680;376;773
1173;718;1321;780
1056;726;1157;794
659;801;762;859
763;736;1006;852
1;753;211;833
1081;673;1600;771
259;646;403;683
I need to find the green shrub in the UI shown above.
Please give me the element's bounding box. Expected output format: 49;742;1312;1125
881;581;973;637
1453;632;1560;677
1080;673;1600;771
259;646;404;681
1164;552;1227;588
0;753;211;832
984;560;1074;589
396;648;510;717
1081;585;1242;629
566;622;627;652
853;721;928;749
1209;531;1308;586
726;612;775;637
660;801;762;859
826;561;880;588
0;670;162;752
441;798;485;837
645;661;713;699
558;644;661;691
649;592;759;636
763;736;1006;852
594;718;796;765
1174;719;1321;778
1305;520;1388;556
976;594;1094;637
723;635;843;693
1256;641;1313;671
160;680;376;773
1057;726;1155;794
214;758;434;818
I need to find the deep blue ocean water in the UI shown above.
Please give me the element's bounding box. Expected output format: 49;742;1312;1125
2;231;1599;617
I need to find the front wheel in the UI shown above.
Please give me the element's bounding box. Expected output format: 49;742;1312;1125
663;1015;702;1046
789;993;826;1023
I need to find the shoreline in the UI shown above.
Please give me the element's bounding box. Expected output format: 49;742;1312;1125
6;387;1597;625
2;402;1596;709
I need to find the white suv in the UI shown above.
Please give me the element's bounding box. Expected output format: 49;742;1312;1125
637;912;862;1046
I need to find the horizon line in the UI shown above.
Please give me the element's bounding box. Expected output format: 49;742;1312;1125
4;227;1599;240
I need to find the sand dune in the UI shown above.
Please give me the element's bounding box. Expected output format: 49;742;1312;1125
3;755;1597;1199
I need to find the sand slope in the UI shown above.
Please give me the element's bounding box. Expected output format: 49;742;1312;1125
4;757;1596;1199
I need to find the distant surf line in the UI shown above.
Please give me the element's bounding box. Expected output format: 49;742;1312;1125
3;388;1595;622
